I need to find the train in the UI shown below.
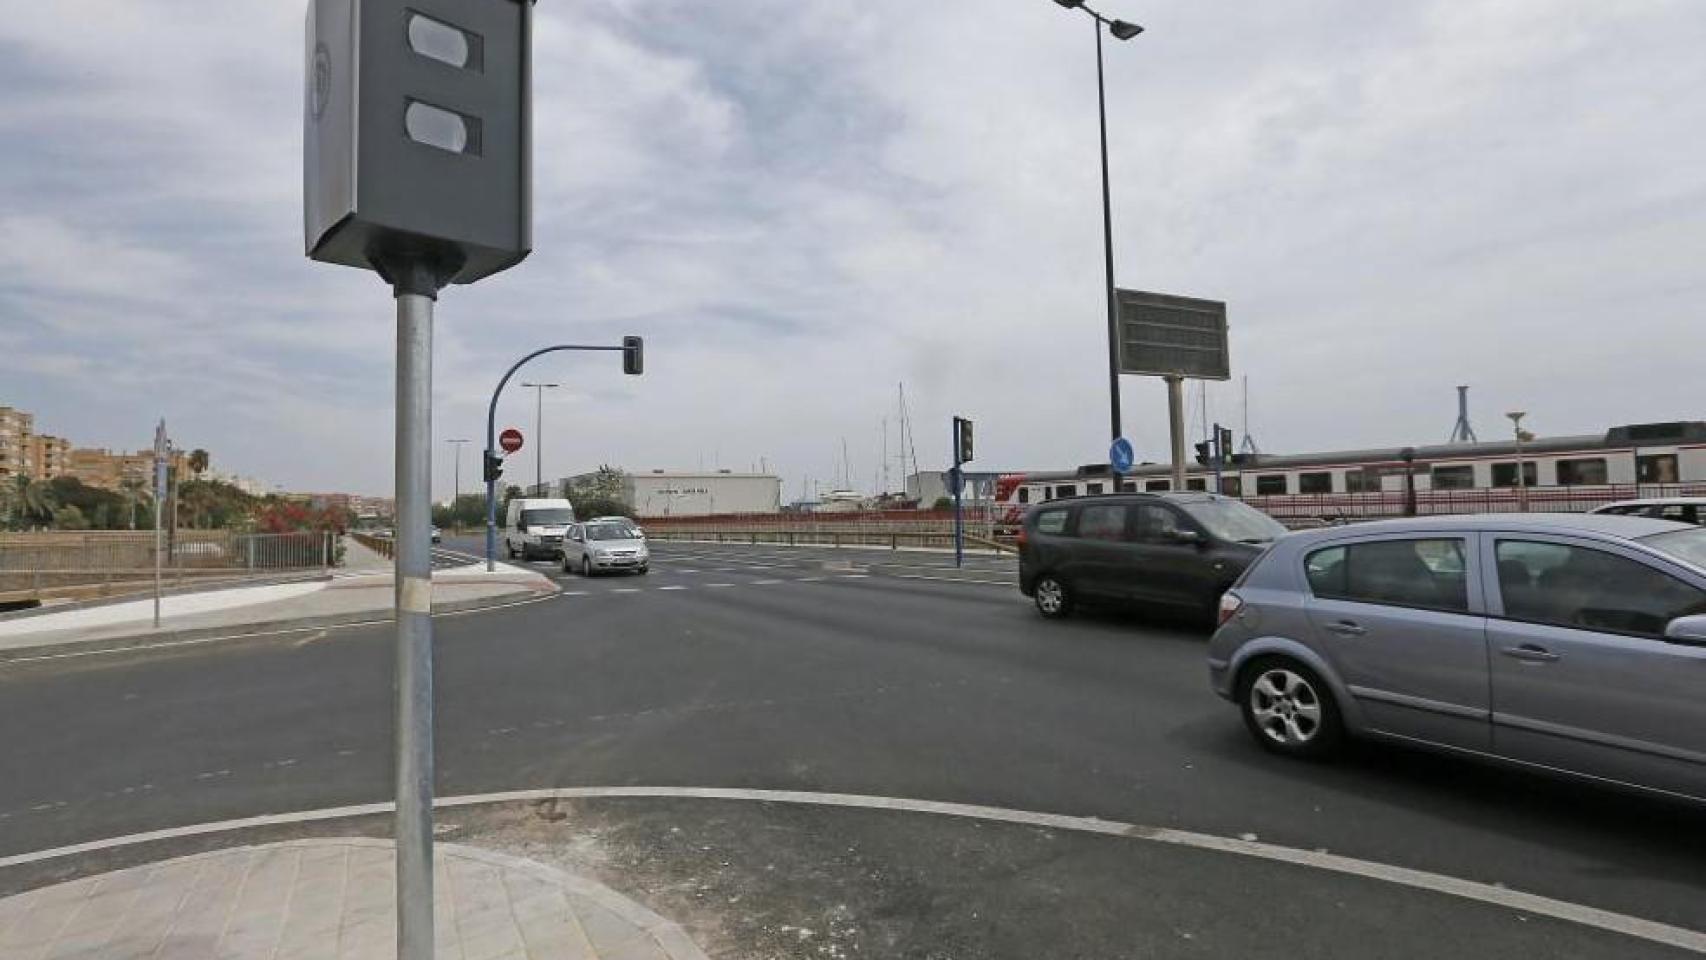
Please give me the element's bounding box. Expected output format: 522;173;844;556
993;420;1706;525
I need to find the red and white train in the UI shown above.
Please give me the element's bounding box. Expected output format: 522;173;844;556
993;420;1706;525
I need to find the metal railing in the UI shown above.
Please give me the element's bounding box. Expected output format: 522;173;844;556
642;526;1016;554
1244;482;1706;523
0;530;339;605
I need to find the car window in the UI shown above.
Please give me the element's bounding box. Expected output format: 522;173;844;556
1075;504;1127;541
520;508;574;526
1305;538;1470;613
586;523;639;541
1179;499;1288;544
1033;509;1068;535
1131;504;1183;542
1495;539;1706;637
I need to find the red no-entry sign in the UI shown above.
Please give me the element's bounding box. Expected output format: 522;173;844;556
498;428;524;454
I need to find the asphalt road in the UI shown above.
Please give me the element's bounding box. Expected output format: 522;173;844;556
2;538;1704;949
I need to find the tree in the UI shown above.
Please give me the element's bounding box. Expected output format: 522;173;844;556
932;496;953;511
188;449;210;478
118;477;147;530
51;504;88;530
14;477;57;529
567;465;631;518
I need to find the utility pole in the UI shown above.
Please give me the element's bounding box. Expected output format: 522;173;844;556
519;382;559;495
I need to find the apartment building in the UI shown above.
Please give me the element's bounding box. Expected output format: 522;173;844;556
0;406;34;479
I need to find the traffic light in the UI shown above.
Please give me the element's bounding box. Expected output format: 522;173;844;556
622;335;644;376
1194;441;1212;466
954;417;974;465
483;451;504;483
1217;425;1234;460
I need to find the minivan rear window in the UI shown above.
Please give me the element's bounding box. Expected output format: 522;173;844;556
520;508;574;526
1033;509;1068;535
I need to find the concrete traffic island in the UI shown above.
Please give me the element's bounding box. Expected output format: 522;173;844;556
0;542;557;661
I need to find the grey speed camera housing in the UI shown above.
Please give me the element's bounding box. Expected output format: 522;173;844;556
305;0;533;287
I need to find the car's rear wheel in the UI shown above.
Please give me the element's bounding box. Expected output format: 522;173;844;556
581;557;593;578
560;552;572;574
1238;658;1343;759
1033;575;1073;619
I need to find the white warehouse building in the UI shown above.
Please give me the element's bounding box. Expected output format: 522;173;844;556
562;470;781;517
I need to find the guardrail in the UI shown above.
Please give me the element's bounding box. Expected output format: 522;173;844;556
0;531;339;607
351;531;396;559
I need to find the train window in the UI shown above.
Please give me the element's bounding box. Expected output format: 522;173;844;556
1491;462;1538;487
1431;465;1476;490
1345;470;1379;493
1299;472;1333;494
1255;474;1288;495
1085;482;1105;495
1637;454;1680;484
1119;481;1139;493
1556;458;1608;486
1186;477;1207;491
1017;488;1030;504
1145;480;1172;492
1052;485;1077;499
1219;476;1243;497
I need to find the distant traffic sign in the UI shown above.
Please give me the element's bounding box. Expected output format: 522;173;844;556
498;428;524;454
1110;437;1135;474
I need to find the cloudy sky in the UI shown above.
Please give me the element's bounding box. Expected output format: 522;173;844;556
2;0;1703;500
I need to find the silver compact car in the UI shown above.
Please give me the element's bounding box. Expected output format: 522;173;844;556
560;520;650;576
1209;513;1706;803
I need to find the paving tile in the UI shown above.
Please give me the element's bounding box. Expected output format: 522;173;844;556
0;838;707;960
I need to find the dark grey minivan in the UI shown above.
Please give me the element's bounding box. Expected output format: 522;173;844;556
1018;492;1288;622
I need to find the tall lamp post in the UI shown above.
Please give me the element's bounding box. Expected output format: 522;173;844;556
1506;411;1531;512
1049;0;1143;459
445;439;470;530
519;382;560;495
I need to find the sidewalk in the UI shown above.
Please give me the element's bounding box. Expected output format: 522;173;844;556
0;838;706;959
0;542;557;659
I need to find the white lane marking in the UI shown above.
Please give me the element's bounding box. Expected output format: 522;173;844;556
4;786;1701;956
611;588;642;594
656;586;689;592
674;569;700;575
838;574;869;579
559;591;590;597
749;579;783;586
714;567;740;572
896;574;1014;586
794;577;827;583
704;583;736;589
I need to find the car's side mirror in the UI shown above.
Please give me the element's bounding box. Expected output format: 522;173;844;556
1168;528;1204;546
1663;614;1706;645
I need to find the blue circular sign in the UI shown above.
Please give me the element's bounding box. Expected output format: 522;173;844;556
1109;437;1136;474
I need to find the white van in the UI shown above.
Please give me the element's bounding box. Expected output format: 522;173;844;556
504;497;576;560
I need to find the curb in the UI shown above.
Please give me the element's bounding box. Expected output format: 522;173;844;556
0;582;558;663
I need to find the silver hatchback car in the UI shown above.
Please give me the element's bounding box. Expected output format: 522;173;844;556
1209;513;1706;803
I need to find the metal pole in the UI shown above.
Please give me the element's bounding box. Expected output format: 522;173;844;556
1166;375;1186;490
152;493;162;628
1095;20;1123;452
535;386;543;493
952;421;964;569
393;283;436;960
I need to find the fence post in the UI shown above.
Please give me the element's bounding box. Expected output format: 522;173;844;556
890;533;897;551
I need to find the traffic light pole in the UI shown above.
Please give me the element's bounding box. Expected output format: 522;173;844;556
483;343;635;572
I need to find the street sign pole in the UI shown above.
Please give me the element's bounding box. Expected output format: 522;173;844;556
1166;375;1186;490
152;420;168;629
389;263;439;960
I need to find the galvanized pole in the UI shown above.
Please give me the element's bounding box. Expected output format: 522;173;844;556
392;273;437;960
952;421;964;569
1166;375;1187;490
1095;19;1122;454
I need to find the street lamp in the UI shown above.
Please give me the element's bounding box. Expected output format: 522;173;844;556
1506;411;1530;512
445;438;470;529
519;382;560;495
1047;0;1143;456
